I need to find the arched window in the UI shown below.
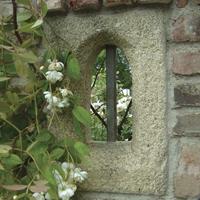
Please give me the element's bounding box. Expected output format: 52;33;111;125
91;45;132;142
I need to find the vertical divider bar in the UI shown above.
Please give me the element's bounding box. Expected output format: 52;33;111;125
106;45;117;142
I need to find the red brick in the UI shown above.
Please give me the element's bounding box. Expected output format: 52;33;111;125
172;15;200;42
174;84;200;107
69;0;100;11
176;0;188;8
172;52;200;75
104;0;132;7
175;143;200;198
173;113;200;136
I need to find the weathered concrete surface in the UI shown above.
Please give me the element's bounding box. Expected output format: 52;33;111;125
75;192;164;200
46;9;167;195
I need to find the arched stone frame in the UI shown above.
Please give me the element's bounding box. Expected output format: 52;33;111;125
46;9;168;195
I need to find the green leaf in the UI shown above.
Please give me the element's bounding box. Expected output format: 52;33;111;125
50;148;65;160
18;22;34;33
2;184;27;191
74;142;89;158
27;141;48;155
0;145;12;155
6;92;19;105
0;101;11;114
17;0;30;5
67;55;80;80
36;129;52;142
72;106;91;127
0;163;4;170
16;50;38;63
0;77;10;82
73;117;85;140
1;154;23;168
40;0;48;17
29;180;48;193
15;59;30;78
31;19;43;29
17;11;32;22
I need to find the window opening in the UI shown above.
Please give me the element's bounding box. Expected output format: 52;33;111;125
91;46;132;142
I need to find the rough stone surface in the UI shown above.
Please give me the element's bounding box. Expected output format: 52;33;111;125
75;192;164;200
46;9;167;195
172;52;200;75
174;84;200;107
176;0;188;8
46;0;67;12
173;113;200;136
104;0;132;7
175;141;200;198
172;15;200;42
69;0;100;11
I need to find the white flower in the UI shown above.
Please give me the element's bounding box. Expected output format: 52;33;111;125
57;98;70;108
48;60;64;71
32;192;45;200
45;193;51;200
40;66;44;70
59;88;73;97
53;169;63;184
46;71;63;84
73;168;88;183
43;91;52;102
58;183;77;200
61;162;74;172
13;195;18;200
92;101;103;110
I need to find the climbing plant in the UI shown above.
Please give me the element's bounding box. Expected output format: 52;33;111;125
0;0;90;199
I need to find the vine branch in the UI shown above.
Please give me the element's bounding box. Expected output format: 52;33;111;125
118;99;132;135
12;0;23;44
90;104;107;128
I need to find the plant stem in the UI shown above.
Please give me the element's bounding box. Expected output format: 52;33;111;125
34;88;40;134
11;0;23;44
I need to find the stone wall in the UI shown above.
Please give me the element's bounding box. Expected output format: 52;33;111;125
2;0;200;199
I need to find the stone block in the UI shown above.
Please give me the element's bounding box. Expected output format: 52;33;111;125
172;52;200;75
176;0;188;8
138;0;172;3
104;0;132;7
172;15;200;42
193;0;200;4
175;142;200;198
69;0;100;11
45;9;167;195
174;84;200;107
46;0;67;12
173;113;200;136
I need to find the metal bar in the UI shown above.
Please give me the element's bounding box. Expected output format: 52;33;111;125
106;45;117;142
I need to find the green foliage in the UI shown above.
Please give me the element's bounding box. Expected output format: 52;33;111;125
72;106;91;127
0;1;90;199
67;55;81;80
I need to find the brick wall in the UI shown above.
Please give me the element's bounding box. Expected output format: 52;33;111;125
168;1;200;199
